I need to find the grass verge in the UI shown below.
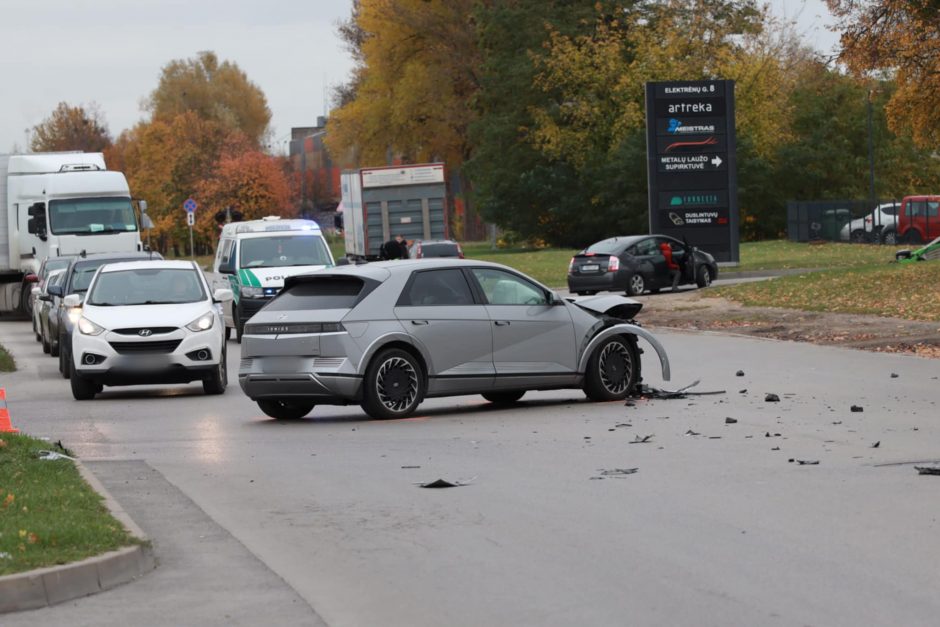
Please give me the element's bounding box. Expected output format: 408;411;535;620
0;343;14;372
0;434;138;576
711;261;940;322
736;240;897;271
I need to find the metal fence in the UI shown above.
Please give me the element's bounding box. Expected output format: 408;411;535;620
787;199;904;244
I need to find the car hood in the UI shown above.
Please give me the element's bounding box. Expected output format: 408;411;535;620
569;294;643;320
238;265;331;287
80;301;214;330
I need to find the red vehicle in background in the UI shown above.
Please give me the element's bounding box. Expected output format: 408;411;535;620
895;195;940;244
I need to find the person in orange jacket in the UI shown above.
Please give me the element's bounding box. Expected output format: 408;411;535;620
659;241;681;291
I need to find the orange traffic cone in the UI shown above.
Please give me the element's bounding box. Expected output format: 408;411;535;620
0;388;19;433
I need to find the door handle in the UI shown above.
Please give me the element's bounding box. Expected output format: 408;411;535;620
494;320;511;326
410;320;429;325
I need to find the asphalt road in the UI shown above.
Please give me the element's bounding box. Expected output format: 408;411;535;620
2;318;939;626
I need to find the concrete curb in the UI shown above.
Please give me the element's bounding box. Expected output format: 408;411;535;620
0;460;155;614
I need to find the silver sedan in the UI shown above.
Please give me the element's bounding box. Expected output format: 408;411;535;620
239;259;670;420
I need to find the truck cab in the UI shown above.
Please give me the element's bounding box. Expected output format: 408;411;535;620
1;152;143;313
209;217;334;342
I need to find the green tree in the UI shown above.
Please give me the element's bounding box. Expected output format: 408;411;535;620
30;102;111;152
147;51;271;147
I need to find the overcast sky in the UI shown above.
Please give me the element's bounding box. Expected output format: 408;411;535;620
0;0;839;154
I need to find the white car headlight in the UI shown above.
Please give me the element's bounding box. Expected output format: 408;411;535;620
240;286;264;298
78;317;105;336
186;312;215;332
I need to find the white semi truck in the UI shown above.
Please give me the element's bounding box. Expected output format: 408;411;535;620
0;152;144;314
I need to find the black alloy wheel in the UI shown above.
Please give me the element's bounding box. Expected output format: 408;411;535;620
362;348;425;419
584;336;639;401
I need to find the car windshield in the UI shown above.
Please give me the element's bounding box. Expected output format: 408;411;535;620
265;278;364;311
418;242;460;257
88;268;205;306
583;238;630;255
43;259;71;278
239;235;331;269
49;197;139;235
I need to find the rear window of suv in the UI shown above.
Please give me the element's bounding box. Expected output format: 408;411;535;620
265;277;367;311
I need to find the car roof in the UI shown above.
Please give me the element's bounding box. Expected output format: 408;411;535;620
412;239;458;244
98;260;196;273
70;252;158;266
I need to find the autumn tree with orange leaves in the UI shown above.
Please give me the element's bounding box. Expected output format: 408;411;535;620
107;52;290;256
828;1;940;147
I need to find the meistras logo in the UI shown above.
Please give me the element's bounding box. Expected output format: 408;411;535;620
667;119;717;134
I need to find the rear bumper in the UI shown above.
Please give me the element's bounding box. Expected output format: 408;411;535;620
239;373;362;402
567;272;620;292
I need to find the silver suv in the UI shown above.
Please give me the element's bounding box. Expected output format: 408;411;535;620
239;259;670;420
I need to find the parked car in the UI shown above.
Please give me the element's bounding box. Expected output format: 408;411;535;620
839;202;900;243
567;235;718;296
408;239;464;259
47;251;163;378
31;257;72;341
887;195;940;245
239;259;671;420
37;269;67;354
68;260;233;400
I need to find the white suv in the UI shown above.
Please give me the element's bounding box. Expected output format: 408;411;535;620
67;260;233;400
840;202;900;243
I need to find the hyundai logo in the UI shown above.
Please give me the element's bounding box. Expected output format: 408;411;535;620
138;329;153;337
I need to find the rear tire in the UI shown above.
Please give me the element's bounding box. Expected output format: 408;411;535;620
257;399;315;420
583;336;639;401
626;274;645;296
904;230;924;245
50;335;60;357
482;390;525;404
696;266;713;288
881;230;897;245
203;348;227;395
70;370;97;401
361;348;425;419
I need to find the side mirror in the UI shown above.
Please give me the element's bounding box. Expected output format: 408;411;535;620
550;293;564;306
27;202;47;239
31;286;41;296
139;200;148;213
141;214;155;229
335;257;350;266
47;284;64;298
218;258;235;274
213;288;234;303
63;294;82;308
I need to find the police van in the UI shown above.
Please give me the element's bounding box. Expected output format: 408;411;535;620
210;217;334;341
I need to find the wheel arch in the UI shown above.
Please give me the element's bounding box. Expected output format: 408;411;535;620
579;324;670;381
357;333;431;381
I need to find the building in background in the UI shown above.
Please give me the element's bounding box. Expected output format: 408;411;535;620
289;118;342;230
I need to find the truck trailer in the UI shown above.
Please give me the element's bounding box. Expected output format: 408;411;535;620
0;152;144;314
341;163;448;260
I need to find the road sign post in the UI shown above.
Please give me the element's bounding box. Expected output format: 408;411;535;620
645;80;739;263
184;198;197;259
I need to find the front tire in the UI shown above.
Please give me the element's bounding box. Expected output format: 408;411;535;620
42;333;51;354
482;390;525;404
203;348;227;395
626;274;645;296
696;265;713;288
583;336;639;401
881;230;897;245
70;370;97;401
904;230;924;245
50;334;60;358
361;348;425;419
234;309;244;344
257;399;314;420
60;344;71;379
850;229;869;244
